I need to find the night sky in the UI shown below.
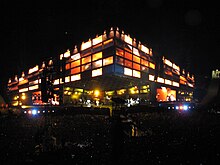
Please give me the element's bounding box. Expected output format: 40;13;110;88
1;0;220;96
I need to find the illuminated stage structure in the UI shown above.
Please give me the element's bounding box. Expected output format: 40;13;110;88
7;27;195;108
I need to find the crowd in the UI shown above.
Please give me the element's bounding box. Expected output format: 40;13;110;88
0;107;220;164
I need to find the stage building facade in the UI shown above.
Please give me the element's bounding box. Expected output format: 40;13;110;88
7;27;195;108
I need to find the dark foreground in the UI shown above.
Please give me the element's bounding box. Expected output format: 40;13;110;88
0;108;220;165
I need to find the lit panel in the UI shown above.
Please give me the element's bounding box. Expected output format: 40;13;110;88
71;74;81;81
81;40;92;51
133;70;141;78
124;34;132;45
149;62;155;69
165;79;172;85
141;44;149;54
157;77;164;83
124;67;132;76
92;68;102;77
28;65;39;74
54;79;60;85
71;53;81;61
149;74;155;81
82;56;91;65
92;52;102;61
172;81;180;87
64;50;71;58
164;59;172;67
92;35;103;45
133;47;140;56
103;56;113;66
19;88;28;93
65;76;70;83
92;60;102;69
29;85;39;91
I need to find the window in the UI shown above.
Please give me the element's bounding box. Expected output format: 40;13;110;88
92;68;102;77
141;59;148;67
133;63;140;70
124;60;132;68
82;56;91;65
115;56;124;66
149;62;155;69
65;63;70;70
116;48;124;57
71;60;80;68
124;67;132;76
81;63;91;72
133;70;141;78
92;52;102;61
71;74;81;81
133;55;140;63
103;56;113;66
92;60;102;69
124;51;132;60
71;67;80;74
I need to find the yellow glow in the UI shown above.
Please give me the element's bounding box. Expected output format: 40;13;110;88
124;67;132;76
21;95;26;100
92;35;103;45
18;78;28;85
71;74;81;81
92;68;102;77
149;62;155;69
141;44;150;54
82;56;91;65
94;90;100;97
92;52;102;61
81;39;92;51
117;89;126;95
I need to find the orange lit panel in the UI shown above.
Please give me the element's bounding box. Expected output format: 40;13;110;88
141;59;148;67
71;60;80;68
165;70;173;76
133;70;141;78
92;68;102;77
133;63;140;70
65;63;70;70
156;88;176;102
103;56;113;66
103;39;113;45
82;56;91;65
124;67;132;76
71;67;80;74
116;48;124;57
133;55;140;63
124;60;132;68
71;74;81;81
124;51;132;60
92;52;102;61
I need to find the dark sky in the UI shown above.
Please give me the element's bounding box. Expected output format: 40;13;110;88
1;0;220;95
